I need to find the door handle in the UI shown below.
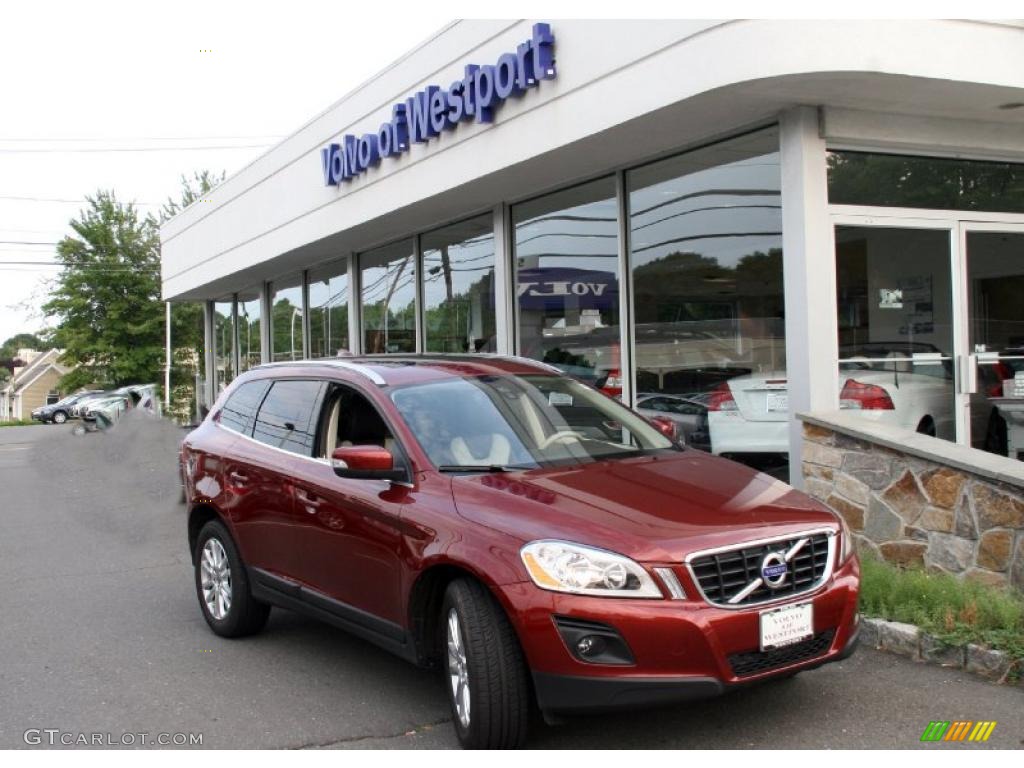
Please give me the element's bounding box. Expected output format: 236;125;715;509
295;488;322;511
228;470;250;485
959;354;978;395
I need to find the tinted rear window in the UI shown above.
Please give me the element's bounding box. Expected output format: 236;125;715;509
218;380;270;434
252;380;324;456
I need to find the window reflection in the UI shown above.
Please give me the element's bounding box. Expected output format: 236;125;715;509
627;128;786;469
828;151;1024;213
213;299;234;394
513;177;620;392
361;240;416;354
237;288;262;372
422;215;496;353
308;259;349;358
270;273;304;362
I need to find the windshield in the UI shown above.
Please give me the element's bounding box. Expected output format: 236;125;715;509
391;374;675;470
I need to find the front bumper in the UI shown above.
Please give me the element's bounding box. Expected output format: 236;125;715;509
533;624;859;713
496;556;860;715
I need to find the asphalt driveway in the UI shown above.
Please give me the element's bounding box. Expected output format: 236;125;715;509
0;418;1021;749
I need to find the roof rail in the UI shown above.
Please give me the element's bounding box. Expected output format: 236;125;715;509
254;359;387;386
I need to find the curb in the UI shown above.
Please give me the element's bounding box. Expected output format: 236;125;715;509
859;616;1022;685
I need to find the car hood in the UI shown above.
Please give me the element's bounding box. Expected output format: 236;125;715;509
451;451;838;563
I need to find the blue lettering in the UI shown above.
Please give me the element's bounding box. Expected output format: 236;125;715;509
318;24;556;184
407;86;439;143
377;121;394;158
391;103;408;152
357;134;379;168
515;40;534;88
321;146;334;186
446;81;465;123
531;23;555;80
494;53;520;99
473;65;496;123
428;88;447;134
462;64;478;118
343;135;359;173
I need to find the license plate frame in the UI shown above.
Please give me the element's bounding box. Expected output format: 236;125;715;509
765;391;788;413
759;602;813;651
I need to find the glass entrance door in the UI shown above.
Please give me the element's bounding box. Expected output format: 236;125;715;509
834;223;958;441
961;224;1024;459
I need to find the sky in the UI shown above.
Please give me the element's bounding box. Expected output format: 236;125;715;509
0;1;450;344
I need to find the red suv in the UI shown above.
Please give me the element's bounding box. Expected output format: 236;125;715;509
182;355;860;748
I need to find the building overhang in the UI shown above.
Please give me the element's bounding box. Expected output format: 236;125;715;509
160;19;1024;302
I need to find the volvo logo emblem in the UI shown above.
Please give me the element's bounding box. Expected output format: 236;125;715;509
760;552;789;588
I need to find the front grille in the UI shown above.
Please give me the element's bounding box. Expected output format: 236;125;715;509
688;532;831;607
728;629;835;677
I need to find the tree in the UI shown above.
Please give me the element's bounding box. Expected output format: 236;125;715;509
43;191;163;391
0;332;46;360
0;332;48;383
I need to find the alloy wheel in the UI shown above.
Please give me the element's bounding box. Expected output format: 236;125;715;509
200;538;232;620
447;608;471;728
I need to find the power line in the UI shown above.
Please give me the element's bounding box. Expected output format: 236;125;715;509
0;240;59;246
0;135;282;142
0;195;157;205
0;144;272;154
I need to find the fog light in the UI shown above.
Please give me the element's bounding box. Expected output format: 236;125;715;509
555;616;635;665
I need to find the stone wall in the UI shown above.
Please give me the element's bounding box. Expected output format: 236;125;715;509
799;418;1024;591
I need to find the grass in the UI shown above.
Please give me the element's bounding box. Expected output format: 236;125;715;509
0;418;41;427
859;554;1024;662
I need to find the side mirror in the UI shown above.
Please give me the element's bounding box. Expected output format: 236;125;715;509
331;445;407;481
649;415;681;443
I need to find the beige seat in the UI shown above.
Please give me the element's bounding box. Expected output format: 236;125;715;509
450;434;512;466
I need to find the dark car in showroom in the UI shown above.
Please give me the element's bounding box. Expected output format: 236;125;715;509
180;355;860;749
31;390;103;424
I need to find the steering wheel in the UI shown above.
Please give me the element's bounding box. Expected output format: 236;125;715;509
537;430;587;449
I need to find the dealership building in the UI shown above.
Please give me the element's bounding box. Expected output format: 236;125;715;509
160;19;1024;488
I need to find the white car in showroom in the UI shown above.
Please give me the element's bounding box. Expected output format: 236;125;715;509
706;343;954;457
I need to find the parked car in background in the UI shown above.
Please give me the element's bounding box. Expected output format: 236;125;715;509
81;394;131;425
635;392;711;451
70;391;118;419
706;342;954;459
181;355;859;748
31;390;102;424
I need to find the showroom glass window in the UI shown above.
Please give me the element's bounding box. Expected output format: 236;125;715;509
421;215;496;353
512;177;619;387
360;240;416;354
270;273;304;362
213;299;235;394
308;259;349;358
626;128;785;460
237;288;262;372
828;151;1024;213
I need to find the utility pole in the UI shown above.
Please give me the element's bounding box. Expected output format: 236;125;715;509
165;302;172;411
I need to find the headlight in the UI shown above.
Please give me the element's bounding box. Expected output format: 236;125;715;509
837;515;853;563
520;540;662;598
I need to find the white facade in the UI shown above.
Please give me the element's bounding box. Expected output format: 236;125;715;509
160;19;1024;483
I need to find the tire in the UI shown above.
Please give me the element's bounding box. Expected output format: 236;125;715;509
442;578;530;749
194;519;270;638
52;411;67;424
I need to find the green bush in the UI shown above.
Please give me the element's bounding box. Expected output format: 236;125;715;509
859;554;1024;661
0;418;41;427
